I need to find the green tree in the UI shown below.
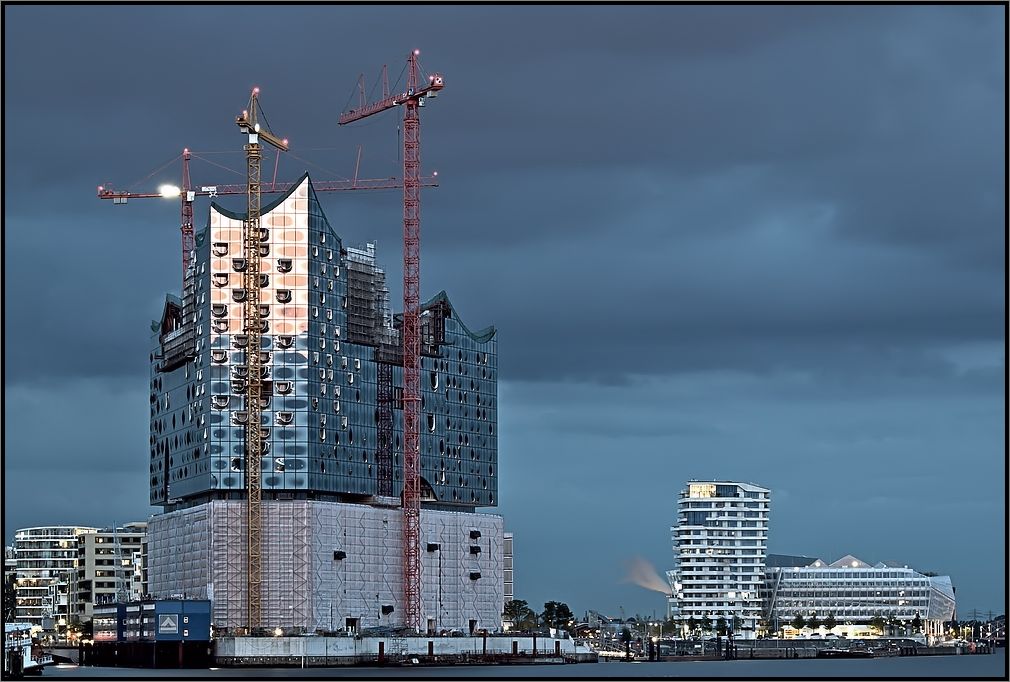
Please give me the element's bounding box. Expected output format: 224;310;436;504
503;599;537;630
869;614;887;635
732;614;742;633
701;616;713;633
807;613;821;630
716;617;728;636
912;613;922;633
824;613;837;631
621;627;633;658
540;601;575;631
687;616;698;635
791;614;806;631
3;574;17;622
663;617;680;637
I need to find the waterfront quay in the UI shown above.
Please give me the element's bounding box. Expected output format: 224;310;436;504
44;653;1008;679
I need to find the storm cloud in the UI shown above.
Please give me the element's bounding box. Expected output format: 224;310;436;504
3;5;1004;618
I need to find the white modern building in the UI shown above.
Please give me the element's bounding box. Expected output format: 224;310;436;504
147;499;504;634
666;481;770;639
13;526;98;630
761;553;956;641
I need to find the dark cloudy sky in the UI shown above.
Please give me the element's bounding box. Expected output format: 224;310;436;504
4;5;1005;619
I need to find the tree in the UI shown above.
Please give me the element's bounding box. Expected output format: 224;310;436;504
503;599;537;631
621;627;633;659
791;614;806;631
687;616;698;635
869;614;887;635
824;613;837;631
716;617;728;636
807;613;821;631
912;613;922;633
3;574;17;622
701;616;713;633
732;614;742;632
540;601;575;632
663;617;680;637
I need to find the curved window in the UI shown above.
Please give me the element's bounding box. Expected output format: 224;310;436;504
277;259;293;273
259;274;269;288
231;411;249;425
212;273;229;287
259;244;269;258
232;258;247;272
276;335;294;349
276;290;292;303
233;289;247;303
233;334;248;348
211;349;227;363
212;320;229;334
211;304;227;318
276;412;294;425
212;242;228;257
211;395;230;410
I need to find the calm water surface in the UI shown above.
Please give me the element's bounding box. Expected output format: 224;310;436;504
46;655;1007;679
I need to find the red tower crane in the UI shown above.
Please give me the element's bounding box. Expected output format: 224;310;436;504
98;151;438;279
338;49;445;632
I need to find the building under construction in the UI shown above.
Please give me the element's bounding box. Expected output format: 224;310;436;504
146;175;502;633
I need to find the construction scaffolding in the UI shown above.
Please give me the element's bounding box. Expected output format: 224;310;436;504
345;243;397;347
147;500;505;634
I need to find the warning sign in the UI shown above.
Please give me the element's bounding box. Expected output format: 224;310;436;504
159;614;179;634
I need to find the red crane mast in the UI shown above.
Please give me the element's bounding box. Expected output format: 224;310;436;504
338;49;444;632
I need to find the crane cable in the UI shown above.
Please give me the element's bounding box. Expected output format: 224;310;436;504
123;152;183;191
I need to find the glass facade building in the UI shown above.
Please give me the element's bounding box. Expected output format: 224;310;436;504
149;175;498;512
761;553;956;628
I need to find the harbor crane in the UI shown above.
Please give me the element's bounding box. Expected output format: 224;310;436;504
338;49;444;632
235;87;287;634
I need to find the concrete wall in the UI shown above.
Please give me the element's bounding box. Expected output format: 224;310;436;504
147;500;503;632
216;635;583;659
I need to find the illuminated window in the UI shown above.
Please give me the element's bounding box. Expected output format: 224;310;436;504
689;484;716;498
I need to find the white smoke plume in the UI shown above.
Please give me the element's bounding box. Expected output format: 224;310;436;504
623;556;673;596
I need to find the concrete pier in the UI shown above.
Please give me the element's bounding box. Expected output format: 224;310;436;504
213;635;597;666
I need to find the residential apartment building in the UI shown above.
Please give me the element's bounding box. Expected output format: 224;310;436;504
72;523;148;623
13;526;97;630
667;481;770;639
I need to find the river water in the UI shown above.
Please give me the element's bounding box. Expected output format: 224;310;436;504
46;653;1006;678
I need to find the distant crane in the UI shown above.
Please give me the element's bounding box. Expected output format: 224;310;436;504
338;49;445;633
235;87;288;634
97;150;439;280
